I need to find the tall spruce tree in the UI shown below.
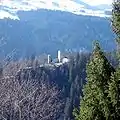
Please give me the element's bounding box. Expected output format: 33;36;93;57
108;0;120;119
74;42;115;120
112;0;120;60
108;68;120;119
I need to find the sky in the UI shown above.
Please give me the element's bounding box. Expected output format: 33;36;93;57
81;0;113;6
0;0;113;6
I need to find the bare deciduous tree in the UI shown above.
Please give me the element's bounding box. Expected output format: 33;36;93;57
0;74;63;120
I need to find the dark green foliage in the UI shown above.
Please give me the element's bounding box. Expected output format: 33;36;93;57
107;1;120;119
112;0;120;35
112;0;120;60
74;42;115;120
108;68;120;119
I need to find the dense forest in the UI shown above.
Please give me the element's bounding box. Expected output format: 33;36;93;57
0;49;118;120
0;0;120;120
0;52;89;120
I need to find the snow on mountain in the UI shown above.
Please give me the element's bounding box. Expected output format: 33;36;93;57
0;0;112;20
81;0;112;6
0;10;19;19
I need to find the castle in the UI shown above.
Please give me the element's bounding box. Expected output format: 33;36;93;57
47;50;69;64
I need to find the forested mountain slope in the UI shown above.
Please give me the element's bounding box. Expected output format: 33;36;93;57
0;10;115;58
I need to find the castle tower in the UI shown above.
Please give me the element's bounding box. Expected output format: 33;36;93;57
58;50;61;63
48;54;51;64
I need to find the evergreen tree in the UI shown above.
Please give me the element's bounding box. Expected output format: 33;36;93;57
74;42;115;120
68;57;74;84
112;0;120;60
64;97;72;120
108;69;120;119
108;1;120;119
64;53;88;120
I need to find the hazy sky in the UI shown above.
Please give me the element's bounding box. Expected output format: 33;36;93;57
0;0;113;7
82;0;113;5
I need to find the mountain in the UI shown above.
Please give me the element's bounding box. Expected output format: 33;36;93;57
0;0;114;59
95;4;112;10
0;0;112;20
0;9;115;59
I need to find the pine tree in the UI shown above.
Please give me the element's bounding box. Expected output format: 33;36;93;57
108;1;120;119
65;53;88;120
112;0;120;60
108;69;120;119
74;42;115;120
64;97;73;120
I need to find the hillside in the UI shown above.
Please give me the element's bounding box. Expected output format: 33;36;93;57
0;10;115;59
0;52;89;120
